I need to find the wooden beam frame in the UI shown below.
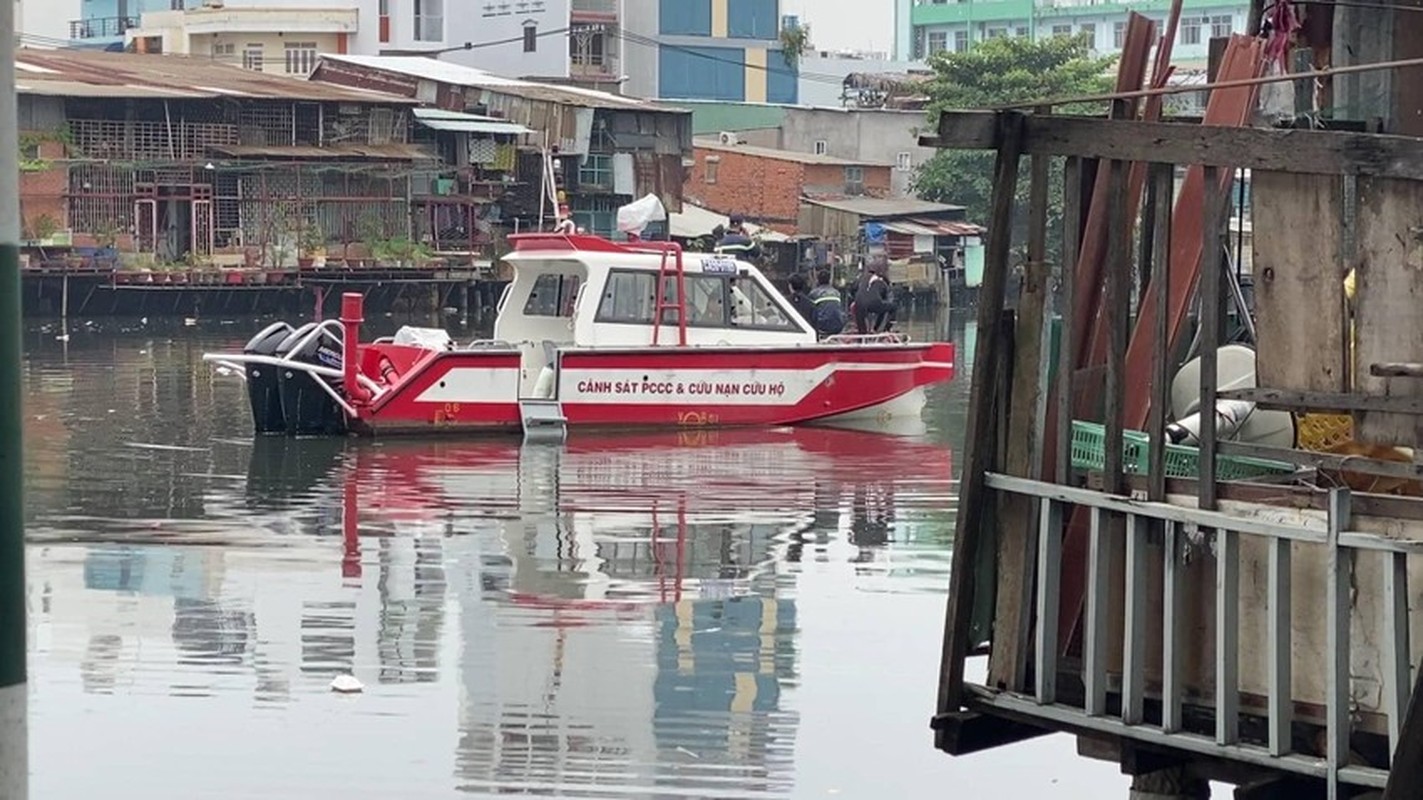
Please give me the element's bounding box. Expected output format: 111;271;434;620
920;111;1423;181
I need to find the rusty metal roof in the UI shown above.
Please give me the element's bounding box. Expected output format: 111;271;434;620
15;48;416;104
801;197;967;217
319;54;685;113
208;144;437;160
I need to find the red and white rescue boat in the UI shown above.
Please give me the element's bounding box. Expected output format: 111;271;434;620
204;232;955;437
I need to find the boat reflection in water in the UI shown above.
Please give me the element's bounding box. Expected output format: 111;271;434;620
33;424;953;798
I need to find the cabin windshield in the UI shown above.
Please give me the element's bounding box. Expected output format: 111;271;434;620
595;268;801;333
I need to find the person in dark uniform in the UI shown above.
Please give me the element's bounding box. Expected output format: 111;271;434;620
715;215;760;260
852;265;895;334
787;273;815;325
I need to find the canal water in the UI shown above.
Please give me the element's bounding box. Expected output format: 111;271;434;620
20;312;1127;798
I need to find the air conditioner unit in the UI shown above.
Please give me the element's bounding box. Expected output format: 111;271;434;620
718;131;740;146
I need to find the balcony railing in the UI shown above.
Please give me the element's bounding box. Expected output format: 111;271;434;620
69;16;138;40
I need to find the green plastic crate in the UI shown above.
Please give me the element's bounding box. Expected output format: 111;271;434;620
1070;420;1296;481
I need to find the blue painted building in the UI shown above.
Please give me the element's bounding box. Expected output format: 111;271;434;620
70;0;170;46
623;0;798;104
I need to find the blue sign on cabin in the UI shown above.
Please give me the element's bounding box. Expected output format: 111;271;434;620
864;222;886;243
702;257;738;274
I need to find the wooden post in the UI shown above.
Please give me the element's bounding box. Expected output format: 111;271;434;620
1148;163;1174;502
937;111;1026;723
1383;653;1423;799
1104;159;1129;496
1056;157;1083;485
1200;166;1224;510
986;124;1053;693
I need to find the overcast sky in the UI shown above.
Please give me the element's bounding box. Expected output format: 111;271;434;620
782;0;897;54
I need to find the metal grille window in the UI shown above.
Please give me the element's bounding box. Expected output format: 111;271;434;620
1113;21;1126;48
1210;14;1233;38
284;42;318;75
953;30;969;52
896;152;912;172
1051;24;1071;37
523;21;538;52
705;156;719;184
242;44;264;71
927;31;948;54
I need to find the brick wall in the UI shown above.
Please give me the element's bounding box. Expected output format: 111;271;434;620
685;146;893;235
686;147;806;233
19;139;68;241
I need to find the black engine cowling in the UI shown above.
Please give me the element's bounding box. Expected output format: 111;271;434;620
274;322;349;437
243;322;294;434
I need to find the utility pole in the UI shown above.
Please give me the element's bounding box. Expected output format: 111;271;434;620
0;4;30;799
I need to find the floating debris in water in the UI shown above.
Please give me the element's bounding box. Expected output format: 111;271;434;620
330;675;364;694
125;442;210;453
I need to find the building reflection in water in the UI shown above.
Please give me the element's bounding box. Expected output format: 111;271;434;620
30;422;950;798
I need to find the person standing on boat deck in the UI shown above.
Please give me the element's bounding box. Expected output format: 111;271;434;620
715;215;761;261
808;269;847;337
787;274;816;325
853;265;895;334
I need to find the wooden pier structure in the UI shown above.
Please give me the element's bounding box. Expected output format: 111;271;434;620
19;264;504;319
928;13;1423;800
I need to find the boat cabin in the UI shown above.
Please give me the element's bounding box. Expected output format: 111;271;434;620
492;233;816;395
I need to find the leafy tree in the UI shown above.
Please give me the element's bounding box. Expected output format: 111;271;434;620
912;35;1116;262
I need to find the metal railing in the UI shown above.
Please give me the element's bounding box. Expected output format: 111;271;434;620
977;473;1413;797
68;16;137;39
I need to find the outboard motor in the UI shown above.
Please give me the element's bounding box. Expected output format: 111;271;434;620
273;322;349;436
243;321;294;434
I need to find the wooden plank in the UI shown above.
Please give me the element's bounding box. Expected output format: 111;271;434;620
925;110;1423;182
1355;176;1423;446
937;112;1026;723
1220;387;1423;415
1251;171;1347;392
985;127;1054;694
1148;162;1174;502
930;711;1052;756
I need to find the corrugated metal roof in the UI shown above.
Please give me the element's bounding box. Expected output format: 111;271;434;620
13;48;416;103
801;197;967;217
881;218;984;236
695;139;890;167
320;54;683;113
669;202;789;241
412;107;533;135
208;144;437;160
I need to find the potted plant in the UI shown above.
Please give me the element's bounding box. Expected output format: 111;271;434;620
297;224;326;269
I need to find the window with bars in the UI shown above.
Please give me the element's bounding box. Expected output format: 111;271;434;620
523;21;538;52
1080;22;1096;48
896;152;913;172
953;30;969;51
1051;24;1071;37
1113;21;1126;48
284;42;318;75
1181;17;1202;45
242;43;264;71
927;31;947;54
1210;14;1233;38
705;156;719;184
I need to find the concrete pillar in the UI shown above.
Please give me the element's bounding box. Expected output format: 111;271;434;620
0;0;28;797
1130;768;1210;800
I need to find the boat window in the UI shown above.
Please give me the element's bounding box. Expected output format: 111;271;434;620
728;272;798;331
523;273;582;317
597;270;656;323
597;269;731;327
